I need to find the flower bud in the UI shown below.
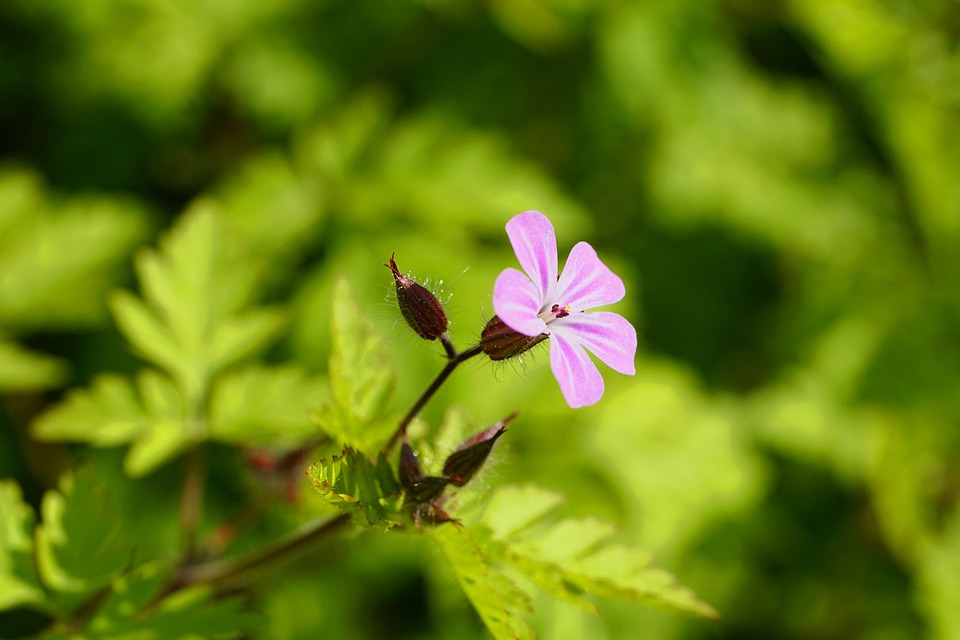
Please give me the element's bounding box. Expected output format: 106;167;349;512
480;315;547;361
442;412;515;487
399;441;450;504
398;441;423;489
385;253;448;340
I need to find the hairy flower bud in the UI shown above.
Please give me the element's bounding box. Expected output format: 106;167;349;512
480;315;548;361
385;253;448;340
442;412;515;487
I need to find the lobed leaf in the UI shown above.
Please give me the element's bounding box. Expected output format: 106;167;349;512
108;205;285;409
479;484;719;620
31;370;189;477
306;448;402;529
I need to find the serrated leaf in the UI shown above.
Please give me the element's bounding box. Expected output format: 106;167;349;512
0;480;45;612
432;526;535;640
208;364;327;448
31;370;190;477
34;468;133;613
313;280;396;454
306;448;402;529
78;563;262;639
479;484;719;620
0;339;68;391
108;204;284;409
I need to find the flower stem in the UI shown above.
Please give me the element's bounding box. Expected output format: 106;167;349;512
164;513;351;596
384;343;484;453
179;444;205;561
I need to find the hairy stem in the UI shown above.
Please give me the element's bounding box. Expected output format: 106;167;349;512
384;344;484;453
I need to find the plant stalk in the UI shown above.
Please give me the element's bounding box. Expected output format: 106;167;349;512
384;344;484;453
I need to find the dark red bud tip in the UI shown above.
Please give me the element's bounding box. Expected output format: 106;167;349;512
442;418;510;487
385;253;449;340
480;315;548;361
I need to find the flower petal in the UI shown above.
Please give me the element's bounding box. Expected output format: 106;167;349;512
552;312;636;375
493;268;549;337
549;331;605;408
555;242;625;311
505;211;558;302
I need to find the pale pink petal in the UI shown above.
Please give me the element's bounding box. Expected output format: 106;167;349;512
549;331;605;408
552;312;636;375
555;242;625;311
505;211;558;302
493;268;549;337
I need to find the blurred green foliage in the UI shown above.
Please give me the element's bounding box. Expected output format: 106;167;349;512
1;0;959;637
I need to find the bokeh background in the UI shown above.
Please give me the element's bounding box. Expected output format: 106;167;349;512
2;0;959;638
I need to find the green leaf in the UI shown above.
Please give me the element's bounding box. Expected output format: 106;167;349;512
208;364;327;448
77;563;262;639
432;526;535;640
306;448;402;529
107;204;285;408
483;484;566;539
31;370;190;477
0;168;147;330
34;468;133;613
0;339;67;391
0;480;45;612
480;484;719;620
313;279;396;454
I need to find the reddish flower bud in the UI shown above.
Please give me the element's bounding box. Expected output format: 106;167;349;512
442;412;515;487
480;315;547;361
385;253;448;340
398;441;423;489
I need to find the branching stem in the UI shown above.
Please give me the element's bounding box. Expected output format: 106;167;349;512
384;343;484;453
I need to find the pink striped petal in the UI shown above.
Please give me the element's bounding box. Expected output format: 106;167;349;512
493;268;549;337
555;242;625;311
552;312;636;375
549;331;605;408
505;211;558;302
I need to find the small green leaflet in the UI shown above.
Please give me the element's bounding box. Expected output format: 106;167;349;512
480;484;719;620
32;370;190;477
306;448;402;529
34;468;134;616
312;279;396;455
107;205;286;410
0;480;45;612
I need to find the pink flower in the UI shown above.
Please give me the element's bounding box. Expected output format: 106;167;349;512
493;211;637;408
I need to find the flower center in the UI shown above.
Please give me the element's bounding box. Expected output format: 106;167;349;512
539;303;571;324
